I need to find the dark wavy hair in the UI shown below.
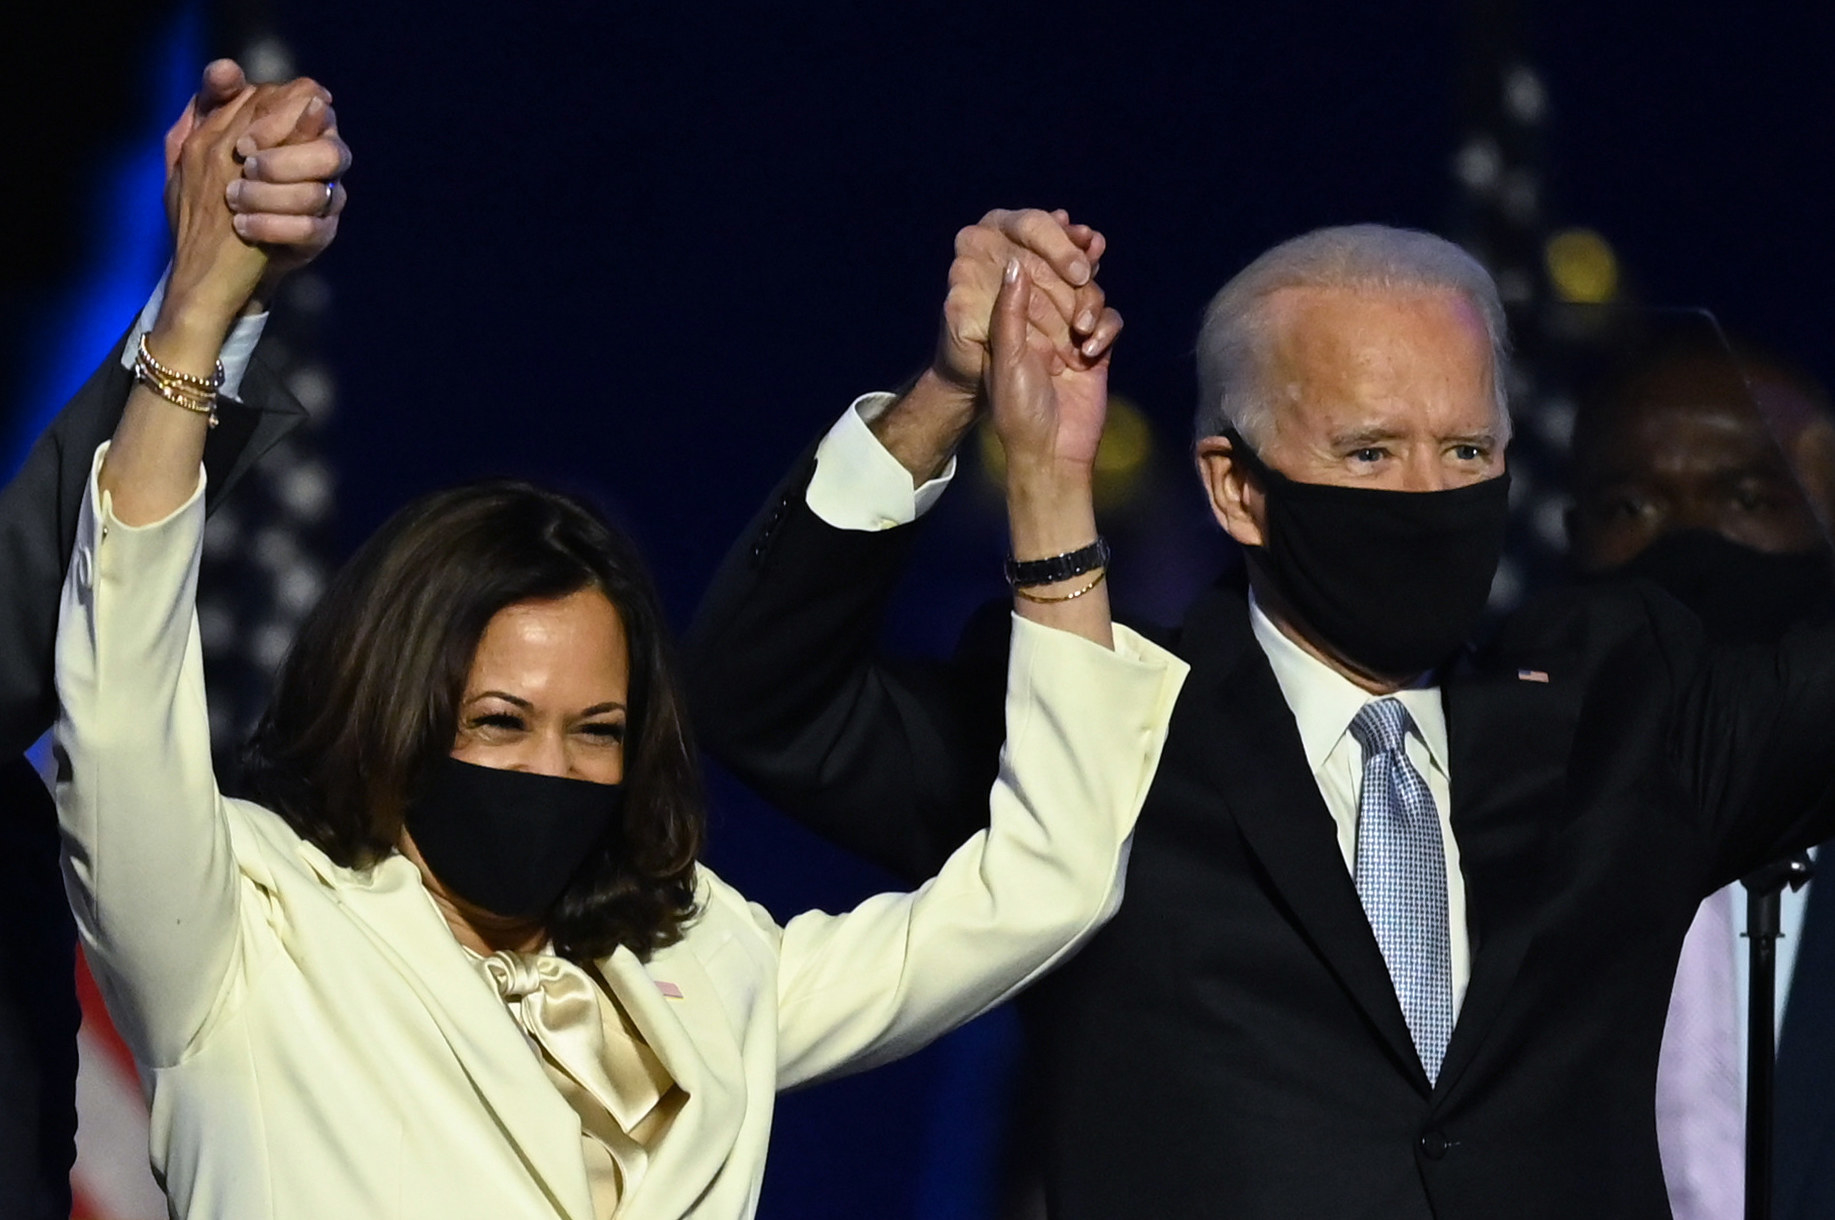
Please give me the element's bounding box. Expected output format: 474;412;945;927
240;481;702;961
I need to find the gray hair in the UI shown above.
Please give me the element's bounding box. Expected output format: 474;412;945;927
1193;224;1512;449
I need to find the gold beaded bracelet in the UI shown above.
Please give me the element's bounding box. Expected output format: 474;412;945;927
134;334;223;428
1012;567;1107;604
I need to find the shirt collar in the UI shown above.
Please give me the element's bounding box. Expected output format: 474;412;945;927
1247;589;1450;776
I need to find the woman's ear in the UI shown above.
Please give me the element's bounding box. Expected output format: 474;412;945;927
1195;435;1268;548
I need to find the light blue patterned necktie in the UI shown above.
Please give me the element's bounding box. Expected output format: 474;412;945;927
1350;697;1454;1083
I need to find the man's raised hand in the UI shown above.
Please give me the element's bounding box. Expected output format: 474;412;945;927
873;208;1122;484
163;60;350;308
935;208;1121;395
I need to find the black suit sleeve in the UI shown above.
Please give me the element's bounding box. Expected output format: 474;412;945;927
0;330;305;760
683;452;1007;886
1659;593;1835;885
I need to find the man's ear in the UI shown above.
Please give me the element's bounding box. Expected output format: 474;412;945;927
1195;435;1267;548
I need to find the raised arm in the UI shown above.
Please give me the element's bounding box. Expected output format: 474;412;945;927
0;60;345;759
761;262;1181;1087
55;77;338;1067
684;210;1119;883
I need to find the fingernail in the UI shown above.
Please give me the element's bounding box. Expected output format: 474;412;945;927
232;214;252;237
243;155;260;178
306;97;325;116
226;180;244;207
1076;309;1095;332
1083;338;1102;357
1069;258;1091;285
1004;257;1020;283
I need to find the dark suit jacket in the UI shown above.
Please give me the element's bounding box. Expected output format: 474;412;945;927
685;456;1835;1220
0;334;302;1220
1777;858;1835;1220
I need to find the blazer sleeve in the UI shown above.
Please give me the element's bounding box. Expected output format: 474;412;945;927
684;453;1010;885
0;333;306;761
741;616;1186;1091
53;445;244;1069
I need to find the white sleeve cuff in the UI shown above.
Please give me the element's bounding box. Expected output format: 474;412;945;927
805;392;957;531
122;266;270;403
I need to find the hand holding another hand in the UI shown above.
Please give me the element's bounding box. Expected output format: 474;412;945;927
989;256;1114;646
160;61;350;331
873;208;1123;483
986;257;1110;486
934;208;1120;395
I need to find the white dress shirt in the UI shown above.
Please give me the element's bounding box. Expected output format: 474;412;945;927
1247;595;1472;1014
807;394;1475;1016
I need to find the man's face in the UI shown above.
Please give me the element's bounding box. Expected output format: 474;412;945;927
1568;368;1824;573
1200;285;1507;548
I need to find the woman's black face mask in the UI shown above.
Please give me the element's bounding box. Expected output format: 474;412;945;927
404;756;624;920
1225;430;1512;679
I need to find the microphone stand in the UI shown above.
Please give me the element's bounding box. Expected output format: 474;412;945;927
1742;851;1814;1220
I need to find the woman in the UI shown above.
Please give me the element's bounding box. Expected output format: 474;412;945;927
55;77;1185;1220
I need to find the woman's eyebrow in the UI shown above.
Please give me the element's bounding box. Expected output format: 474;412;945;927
466;690;533;709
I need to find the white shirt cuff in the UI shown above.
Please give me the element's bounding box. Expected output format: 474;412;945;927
121;266;269;402
805;392;956;531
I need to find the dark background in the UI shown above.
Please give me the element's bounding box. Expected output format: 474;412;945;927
6;2;1833;1215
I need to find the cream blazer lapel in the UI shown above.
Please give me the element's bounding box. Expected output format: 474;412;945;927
296;841;597;1220
597;942;746;1219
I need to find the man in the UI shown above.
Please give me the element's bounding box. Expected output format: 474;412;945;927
1568;336;1835;1220
0;61;348;1219
686;214;1835;1217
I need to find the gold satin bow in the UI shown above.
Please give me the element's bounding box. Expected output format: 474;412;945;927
480;950;682;1213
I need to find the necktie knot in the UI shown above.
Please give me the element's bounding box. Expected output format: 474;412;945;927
1350;697;1413;757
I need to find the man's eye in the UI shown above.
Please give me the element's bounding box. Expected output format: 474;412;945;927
1451;444;1487;462
1349;447;1387;463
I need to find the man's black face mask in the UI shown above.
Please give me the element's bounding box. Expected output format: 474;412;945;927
1604;529;1835;645
1225;431;1512;679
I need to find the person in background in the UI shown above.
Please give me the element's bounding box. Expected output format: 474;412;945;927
1568;336;1835;1220
0;59;347;1220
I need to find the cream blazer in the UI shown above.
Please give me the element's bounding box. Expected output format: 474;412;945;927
53;451;1186;1220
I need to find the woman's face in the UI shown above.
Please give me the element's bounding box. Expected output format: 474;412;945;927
450;589;630;784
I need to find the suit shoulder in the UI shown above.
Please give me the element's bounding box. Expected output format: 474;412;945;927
1482;578;1706;672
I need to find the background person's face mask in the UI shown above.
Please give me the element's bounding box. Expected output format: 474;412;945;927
1606;529;1835;645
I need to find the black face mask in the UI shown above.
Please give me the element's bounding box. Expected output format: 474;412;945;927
403;756;624;920
1606;529;1835;645
1226;432;1512;678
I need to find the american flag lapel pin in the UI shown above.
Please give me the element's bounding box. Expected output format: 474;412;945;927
1517;669;1550;683
655;980;684;999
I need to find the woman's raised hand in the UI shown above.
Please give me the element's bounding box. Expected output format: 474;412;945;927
988;258;1119;649
164;76;335;335
105;74;343;526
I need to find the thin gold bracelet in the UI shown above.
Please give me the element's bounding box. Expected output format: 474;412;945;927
1013;567;1107;604
134;335;221;428
134;368;220;428
137;333;224;391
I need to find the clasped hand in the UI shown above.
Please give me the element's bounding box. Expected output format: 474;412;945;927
163;59;352;331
